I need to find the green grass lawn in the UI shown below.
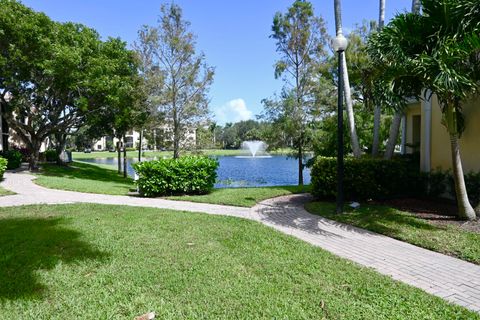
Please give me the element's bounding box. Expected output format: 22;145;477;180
0;186;15;196
35;161;134;195
71;148;298;160
306;201;480;265
168;185;310;207
34;161;309;206
0;204;475;319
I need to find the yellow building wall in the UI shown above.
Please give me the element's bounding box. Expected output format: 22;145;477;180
405;103;421;154
430;96;480;173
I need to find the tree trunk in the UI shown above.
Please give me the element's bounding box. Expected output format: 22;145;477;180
123;135;127;178
55;133;67;165
372;0;385;157
117;140;121;174
138;129;142;162
384;111;403;159
173;122;180;159
334;0;361;158
449;133;476;220
298;144;304;186
28;141;41;171
372;105;382;157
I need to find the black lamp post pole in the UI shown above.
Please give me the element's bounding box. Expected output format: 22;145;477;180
336;50;345;214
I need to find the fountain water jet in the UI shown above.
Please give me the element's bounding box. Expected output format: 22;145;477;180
239;140;271;158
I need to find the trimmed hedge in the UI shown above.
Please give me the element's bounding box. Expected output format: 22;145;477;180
311;156;421;200
44;149;58;162
133;156;219;197
0;157;7;179
0;150;22;170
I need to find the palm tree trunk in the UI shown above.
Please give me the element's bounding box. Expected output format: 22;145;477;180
371;0;385;157
334;0;361;158
449;133;476;220
372;106;382;156
384;111;402;159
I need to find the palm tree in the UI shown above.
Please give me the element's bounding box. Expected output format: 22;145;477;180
369;0;480;220
371;0;385;157
333;0;362;158
383;0;422;160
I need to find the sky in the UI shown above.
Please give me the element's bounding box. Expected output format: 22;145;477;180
21;0;411;125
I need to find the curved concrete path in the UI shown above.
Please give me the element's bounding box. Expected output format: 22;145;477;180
1;171;480;312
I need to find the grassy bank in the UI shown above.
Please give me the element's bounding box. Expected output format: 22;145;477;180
35;162;134;195
167;185;310;207
0;186;15;196
71;148;298;160
34;162;309;206
305;201;480;265
0;203;474;319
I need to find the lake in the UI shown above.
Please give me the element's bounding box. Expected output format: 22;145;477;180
79;155;311;188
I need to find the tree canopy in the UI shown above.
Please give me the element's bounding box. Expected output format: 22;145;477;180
0;0;144;169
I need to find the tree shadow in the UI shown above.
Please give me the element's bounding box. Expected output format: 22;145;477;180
39;161;132;184
257;194;444;242
0;217;108;300
306;200;443;240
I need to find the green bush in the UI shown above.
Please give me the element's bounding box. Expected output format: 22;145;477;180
0;157;7;179
421;169;448;198
311;156;421;200
125;147;136;152
445;171;480;207
45;149;58;162
0;150;22;169
133;156;219;197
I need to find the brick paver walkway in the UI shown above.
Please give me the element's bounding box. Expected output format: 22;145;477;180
1;171;480;312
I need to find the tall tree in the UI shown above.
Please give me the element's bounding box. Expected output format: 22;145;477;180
333;0;362;158
368;0;480;220
0;2;102;169
136;3;214;159
371;0;386;157
270;0;329;185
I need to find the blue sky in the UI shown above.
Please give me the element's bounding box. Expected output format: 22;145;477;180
21;0;411;125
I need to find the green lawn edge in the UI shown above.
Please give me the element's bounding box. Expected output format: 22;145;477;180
33;161;309;207
305;201;480;265
34;161;134;195
0;185;15;196
167;185;311;207
71;148;300;160
0;203;475;319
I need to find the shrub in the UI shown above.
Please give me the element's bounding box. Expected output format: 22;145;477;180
125;147;136;152
0;150;22;169
0;157;7;179
133;156;219;197
421;169;448;198
446;171;480;207
311;156;421;200
12;146;29;162
44;149;58;162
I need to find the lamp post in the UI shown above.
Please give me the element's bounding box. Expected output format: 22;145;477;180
332;34;348;214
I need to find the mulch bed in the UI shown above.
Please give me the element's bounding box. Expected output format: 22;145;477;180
374;198;480;234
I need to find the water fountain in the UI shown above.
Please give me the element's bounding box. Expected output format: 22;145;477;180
238;140;271;158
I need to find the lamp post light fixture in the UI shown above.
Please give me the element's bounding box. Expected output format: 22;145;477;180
333;34;348;214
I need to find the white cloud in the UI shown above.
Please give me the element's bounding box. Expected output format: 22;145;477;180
215;98;253;124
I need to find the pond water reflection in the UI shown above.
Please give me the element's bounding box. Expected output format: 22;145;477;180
79;155;311;188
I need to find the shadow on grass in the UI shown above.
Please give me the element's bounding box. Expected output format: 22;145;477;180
0;217;107;300
39;162;132;184
306;201;440;239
